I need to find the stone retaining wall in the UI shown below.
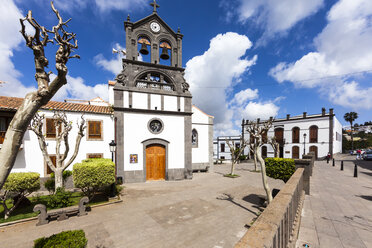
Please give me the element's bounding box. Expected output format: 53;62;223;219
235;153;315;248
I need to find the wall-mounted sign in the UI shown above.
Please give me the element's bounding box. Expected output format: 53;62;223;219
130;154;138;163
285;151;290;154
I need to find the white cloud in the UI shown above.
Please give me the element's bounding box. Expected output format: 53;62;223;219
231;88;258;105
49;0;146;13
94;43;125;75
239;101;279;121
185;32;257;136
235;0;324;44
0;0;37;97
52;74;108;101
270;0;372;109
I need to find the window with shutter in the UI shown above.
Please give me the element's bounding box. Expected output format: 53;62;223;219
46;155;56;175
221;143;225;152
262;131;268;143
45;118;61;138
275;128;284;144
292;127;300;143
309;126;318;143
88;120;102;140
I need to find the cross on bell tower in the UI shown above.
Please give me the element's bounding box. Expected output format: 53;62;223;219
150;0;159;13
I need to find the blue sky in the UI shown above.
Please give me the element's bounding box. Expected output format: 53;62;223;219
1;0;372;135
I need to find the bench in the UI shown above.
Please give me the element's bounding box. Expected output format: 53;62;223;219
33;196;89;226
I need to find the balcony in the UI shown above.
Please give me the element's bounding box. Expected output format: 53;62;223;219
136;80;174;91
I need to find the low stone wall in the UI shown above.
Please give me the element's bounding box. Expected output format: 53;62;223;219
235;168;305;248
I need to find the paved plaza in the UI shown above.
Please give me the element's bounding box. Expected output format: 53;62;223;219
0;163;284;248
297;155;372;248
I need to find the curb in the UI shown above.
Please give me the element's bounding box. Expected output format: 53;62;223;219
0;198;123;228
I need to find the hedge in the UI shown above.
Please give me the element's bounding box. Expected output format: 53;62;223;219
265;158;295;182
1;172;40;219
34;230;87;248
73;158;115;200
3;172;40;193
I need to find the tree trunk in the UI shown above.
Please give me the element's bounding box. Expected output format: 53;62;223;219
254;152;258;171
256;146;272;204
351;122;354;151
230;161;235;175
54;168;64;190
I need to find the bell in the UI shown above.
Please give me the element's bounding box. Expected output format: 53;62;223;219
160;47;170;60
139;43;149;55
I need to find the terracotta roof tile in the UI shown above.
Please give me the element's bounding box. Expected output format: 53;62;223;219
0;96;112;115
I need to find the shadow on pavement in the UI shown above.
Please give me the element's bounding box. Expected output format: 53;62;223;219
356;195;372;201
217;193;260;216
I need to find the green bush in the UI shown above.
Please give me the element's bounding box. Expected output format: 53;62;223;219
44;170;72;193
73;158;115;200
46;187;73;209
239;155;247;160
1;172;40;219
265;158;295;182
34;229;87;248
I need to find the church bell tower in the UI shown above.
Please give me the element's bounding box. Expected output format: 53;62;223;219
113;0;193;183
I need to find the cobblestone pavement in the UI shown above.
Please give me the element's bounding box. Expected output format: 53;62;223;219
0;162;284;248
297;155;372;248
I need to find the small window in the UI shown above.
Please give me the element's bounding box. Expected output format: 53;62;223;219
46;118;61;139
220;156;225;160
235;143;240;149
45;155;57;175
309;126;318;143
192;129;198;148
0;117;10;144
88;120;102;140
87;153;103;159
221;143;225;152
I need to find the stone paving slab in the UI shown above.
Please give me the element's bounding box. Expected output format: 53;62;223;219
0;162;284;248
296;155;372;248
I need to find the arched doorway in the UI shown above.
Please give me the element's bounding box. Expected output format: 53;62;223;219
292;146;299;159
309;146;318;159
262;146;267;158
146;144;166;180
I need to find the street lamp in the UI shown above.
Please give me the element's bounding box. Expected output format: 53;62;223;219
109;140;117;162
303;133;307;157
109;140;117;197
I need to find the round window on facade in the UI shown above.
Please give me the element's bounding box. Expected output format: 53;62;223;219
148;118;164;134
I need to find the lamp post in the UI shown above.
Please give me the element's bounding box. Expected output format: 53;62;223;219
303;133;307;157
109;140;117;197
109;140;117;162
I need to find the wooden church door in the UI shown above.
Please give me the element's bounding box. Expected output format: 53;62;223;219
146;145;166;180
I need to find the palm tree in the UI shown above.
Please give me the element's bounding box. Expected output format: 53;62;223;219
344;112;358;150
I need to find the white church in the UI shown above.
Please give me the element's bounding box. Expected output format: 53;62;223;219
0;5;214;183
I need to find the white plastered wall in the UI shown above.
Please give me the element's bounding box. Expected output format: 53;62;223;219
12;110;114;177
123;113;185;171
191;106;209;163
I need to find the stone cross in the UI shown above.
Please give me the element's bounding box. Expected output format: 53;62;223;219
150;0;159;13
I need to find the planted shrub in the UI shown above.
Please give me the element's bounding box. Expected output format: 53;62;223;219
44;170;72;193
265;158;295;183
34;229;87;248
0;172;40;219
46;187;73;209
73;158;115;200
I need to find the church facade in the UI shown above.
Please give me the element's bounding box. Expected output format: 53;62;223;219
112;4;206;183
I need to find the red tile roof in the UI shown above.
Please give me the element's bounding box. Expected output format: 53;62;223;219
0;96;112;114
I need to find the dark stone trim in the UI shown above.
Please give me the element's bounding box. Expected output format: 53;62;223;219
113;107;193;116
147;118;164;134
329;115;334;158
113;86;192;98
184;115;192;179
191;123;214;126
122;58;184;72
141;138;169;182
115;111;124;180
147;93;151;109
128;91;133;107
177;96;180;111
161;95;164;110
192;163;210;171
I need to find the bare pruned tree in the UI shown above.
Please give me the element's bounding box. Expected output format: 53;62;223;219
0;2;79;190
245;119;274;204
249;140;259;171
268;137;280;158
29;112;85;190
226;138;248;176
